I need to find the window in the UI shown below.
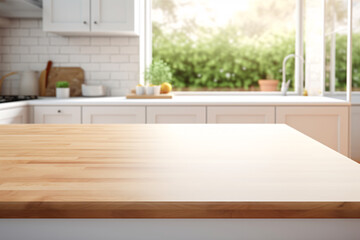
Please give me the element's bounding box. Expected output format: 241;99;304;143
325;0;348;92
325;0;359;93
152;0;299;92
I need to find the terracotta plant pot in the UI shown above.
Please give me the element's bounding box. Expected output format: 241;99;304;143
258;79;279;92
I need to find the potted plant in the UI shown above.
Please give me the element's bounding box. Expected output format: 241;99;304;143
144;59;172;95
258;72;279;92
56;81;70;98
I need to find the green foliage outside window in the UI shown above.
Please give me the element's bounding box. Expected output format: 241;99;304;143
153;26;296;91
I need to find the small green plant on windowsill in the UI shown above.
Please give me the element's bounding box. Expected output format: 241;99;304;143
144;59;172;86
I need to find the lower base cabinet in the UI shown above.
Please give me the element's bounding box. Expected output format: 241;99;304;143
351;106;360;161
34;106;81;124
276;106;349;156
82;106;146;124
0;107;28;124
28;104;351;157
147;107;206;124
207;106;275;123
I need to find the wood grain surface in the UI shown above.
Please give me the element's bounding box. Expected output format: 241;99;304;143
0;124;360;218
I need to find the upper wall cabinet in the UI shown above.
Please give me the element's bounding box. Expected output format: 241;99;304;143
43;0;139;35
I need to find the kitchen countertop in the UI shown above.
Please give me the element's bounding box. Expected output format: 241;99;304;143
1;124;359;218
0;96;350;108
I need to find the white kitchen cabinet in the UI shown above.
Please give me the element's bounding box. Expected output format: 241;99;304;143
91;0;139;35
351;106;360;162
43;0;90;33
276;106;349;156
147;107;206;124
34;106;81;124
207;106;275;124
0;107;28;124
43;0;139;35
83;106;145;124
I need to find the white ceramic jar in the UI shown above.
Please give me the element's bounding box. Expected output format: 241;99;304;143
146;86;155;95
136;86;146;95
153;86;161;95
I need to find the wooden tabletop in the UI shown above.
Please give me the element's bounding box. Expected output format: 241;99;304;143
0;124;360;218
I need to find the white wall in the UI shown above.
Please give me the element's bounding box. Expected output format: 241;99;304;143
0;19;140;96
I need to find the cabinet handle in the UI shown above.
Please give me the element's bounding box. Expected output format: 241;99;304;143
83;21;87;24
57;110;61;113
94;21;98;24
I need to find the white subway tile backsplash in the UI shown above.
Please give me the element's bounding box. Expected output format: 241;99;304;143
0;46;10;54
81;63;100;72
100;63;120;71
111;72;128;80
91;72;110;80
60;46;80;54
120;63;139;72
110;55;129;63
80;46;100;54
0;19;140;96
47;47;60;54
30;29;46;37
120;46;138;54
129;37;139;45
91;55;110;63
30;46;48;54
130;55;139;62
11;46;29;54
2;37;20;45
20;55;38;63
50;37;69;46
20;20;39;28
100;46;119;54
69;37;90;45
70;55;90;63
3;55;20;63
38;38;50;45
10;29;30;37
91;37;110;46
110;37;129;46
20;37;38;46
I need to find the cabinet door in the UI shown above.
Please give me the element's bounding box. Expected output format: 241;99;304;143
83;106;145;124
0;107;28;124
276;106;349;156
208;106;275;124
351;106;360;162
34;106;81;124
43;0;90;32
147;107;206;124
91;0;139;35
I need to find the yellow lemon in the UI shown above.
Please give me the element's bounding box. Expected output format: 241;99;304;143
303;89;308;96
137;84;143;87
161;82;172;94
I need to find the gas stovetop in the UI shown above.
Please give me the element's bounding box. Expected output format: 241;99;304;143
0;95;38;104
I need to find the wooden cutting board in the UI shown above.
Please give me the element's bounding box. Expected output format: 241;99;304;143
39;67;84;97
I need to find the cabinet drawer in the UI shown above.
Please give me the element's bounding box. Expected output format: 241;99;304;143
147;107;206;124
207;106;275;124
34;106;81;124
83;106;145;124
